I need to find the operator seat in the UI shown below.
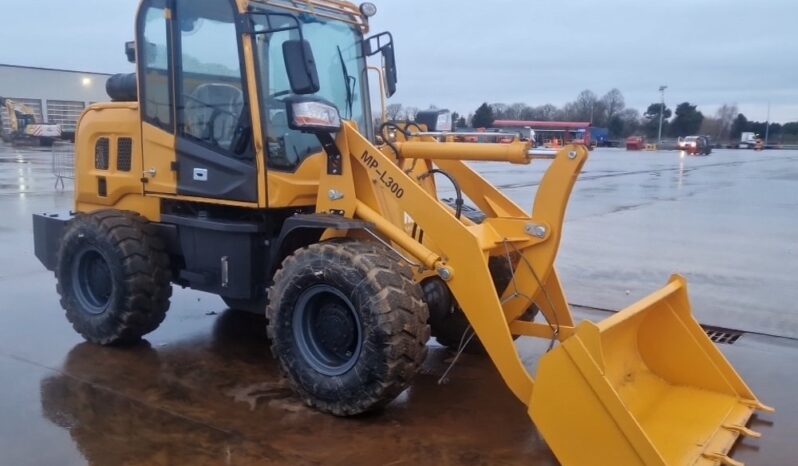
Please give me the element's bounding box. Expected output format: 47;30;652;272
185;83;244;150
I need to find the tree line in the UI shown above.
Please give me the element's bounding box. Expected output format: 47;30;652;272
385;89;798;143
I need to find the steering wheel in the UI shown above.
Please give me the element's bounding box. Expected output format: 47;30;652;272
264;90;293;109
183;91;243;147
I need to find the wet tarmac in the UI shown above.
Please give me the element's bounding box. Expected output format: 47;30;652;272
0;142;795;465
466;148;798;339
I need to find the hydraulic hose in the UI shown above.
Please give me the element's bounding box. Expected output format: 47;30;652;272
421;169;463;220
379;122;407;159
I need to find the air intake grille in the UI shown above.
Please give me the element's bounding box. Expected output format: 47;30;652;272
705;327;743;345
117;138;132;172
95;138;109;170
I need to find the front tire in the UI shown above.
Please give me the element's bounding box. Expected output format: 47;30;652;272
56;211;172;345
267;240;430;416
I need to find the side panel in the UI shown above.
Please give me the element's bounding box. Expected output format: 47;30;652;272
74;103;161;221
162;214;268;300
142;122;178;195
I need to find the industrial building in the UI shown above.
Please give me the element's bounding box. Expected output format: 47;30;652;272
0;64;112;138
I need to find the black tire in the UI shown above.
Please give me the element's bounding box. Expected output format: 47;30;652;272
425;257;538;354
431;201;537;354
222;296;268;315
267;240;430;416
39;138;54;147
56;210;172;345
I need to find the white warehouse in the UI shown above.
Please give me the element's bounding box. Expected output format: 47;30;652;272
0;64;112;138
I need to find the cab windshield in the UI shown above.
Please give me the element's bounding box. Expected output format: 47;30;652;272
252;9;370;171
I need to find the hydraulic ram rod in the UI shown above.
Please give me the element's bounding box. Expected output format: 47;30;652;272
396;140;532;164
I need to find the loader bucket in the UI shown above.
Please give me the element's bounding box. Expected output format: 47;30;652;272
530;275;771;466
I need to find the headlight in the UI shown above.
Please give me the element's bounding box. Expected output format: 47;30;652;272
416;109;452;131
285;97;342;132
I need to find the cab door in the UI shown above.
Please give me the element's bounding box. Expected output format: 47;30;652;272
139;0;258;203
138;0;178;195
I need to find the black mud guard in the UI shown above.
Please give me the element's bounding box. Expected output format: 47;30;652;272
33;212;73;271
268;214;373;273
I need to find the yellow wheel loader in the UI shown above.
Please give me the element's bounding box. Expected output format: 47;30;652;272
32;0;771;463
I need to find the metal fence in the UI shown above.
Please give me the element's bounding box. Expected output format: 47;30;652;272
52;146;74;190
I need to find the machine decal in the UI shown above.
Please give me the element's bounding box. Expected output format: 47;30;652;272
360;151;405;199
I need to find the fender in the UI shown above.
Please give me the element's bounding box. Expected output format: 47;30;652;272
268;214;374;274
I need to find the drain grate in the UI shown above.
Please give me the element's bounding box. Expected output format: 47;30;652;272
704;327;743;345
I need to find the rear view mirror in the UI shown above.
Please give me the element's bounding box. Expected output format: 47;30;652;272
246;12;320;95
283;40;320;95
125;41;136;63
364;32;397;97
382;43;397;97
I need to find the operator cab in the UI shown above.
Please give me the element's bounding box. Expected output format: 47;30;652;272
132;0;396;204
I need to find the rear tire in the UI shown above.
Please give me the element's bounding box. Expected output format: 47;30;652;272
267;240;430;416
425;256;538;354
432;201;538;354
56;210;172;345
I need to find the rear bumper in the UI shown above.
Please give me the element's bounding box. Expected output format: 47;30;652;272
32;212;72;271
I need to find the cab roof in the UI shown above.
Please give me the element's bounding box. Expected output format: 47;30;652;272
250;0;369;32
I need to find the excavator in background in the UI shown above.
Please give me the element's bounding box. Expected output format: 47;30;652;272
31;0;772;464
0;97;62;146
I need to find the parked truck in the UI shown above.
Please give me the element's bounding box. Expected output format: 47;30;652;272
739;132;759;149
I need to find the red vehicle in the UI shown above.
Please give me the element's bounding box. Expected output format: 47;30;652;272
626;136;646;151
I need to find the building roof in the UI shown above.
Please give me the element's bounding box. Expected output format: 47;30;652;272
0;63;113;77
493;120;591;130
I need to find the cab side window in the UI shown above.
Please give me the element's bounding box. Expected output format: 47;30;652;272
175;0;247;154
253;17;322;171
139;0;172;130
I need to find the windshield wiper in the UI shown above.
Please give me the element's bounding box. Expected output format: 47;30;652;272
337;45;355;119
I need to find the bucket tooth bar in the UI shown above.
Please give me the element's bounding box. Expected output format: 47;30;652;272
320;123;770;465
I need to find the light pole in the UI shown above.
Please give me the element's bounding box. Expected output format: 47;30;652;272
657;85;667;146
764;101;771;147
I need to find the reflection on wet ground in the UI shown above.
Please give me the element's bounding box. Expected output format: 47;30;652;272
0;142;795;464
16;309;560;466
4;306;796;466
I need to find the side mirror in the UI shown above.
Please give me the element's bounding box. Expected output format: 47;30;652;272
125;41;136;63
283;40;320;95
382;43;397;97
364;32;397;98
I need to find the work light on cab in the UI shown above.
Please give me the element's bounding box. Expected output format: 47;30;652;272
286;97;342;132
359;2;377;17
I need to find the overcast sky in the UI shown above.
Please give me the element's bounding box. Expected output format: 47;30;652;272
1;0;795;122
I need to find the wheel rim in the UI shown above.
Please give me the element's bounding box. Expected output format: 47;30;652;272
292;285;362;376
72;247;113;315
